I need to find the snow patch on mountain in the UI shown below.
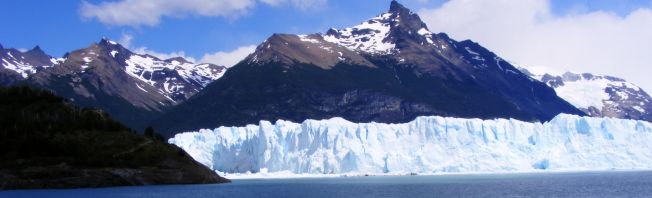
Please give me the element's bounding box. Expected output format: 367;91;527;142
125;55;167;85
520;66;652;121
50;57;65;65
298;35;321;44
417;28;431;36
124;54;226;97
553;77;611;110
1;50;53;78
323;12;396;54
82;57;93;63
190;63;226;87
170;114;652;176
2;55;38;78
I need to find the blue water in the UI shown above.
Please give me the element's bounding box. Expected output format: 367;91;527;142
3;171;652;198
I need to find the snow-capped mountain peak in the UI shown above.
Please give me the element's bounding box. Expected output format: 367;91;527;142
387;0;431;32
520;67;652;121
23;38;229;130
26;38;227;103
0;43;55;79
51;38;228;101
152;1;584;136
90;38;228;101
323;1;433;55
323;12;396;54
250;1;458;69
101;37;119;45
123;52;226;98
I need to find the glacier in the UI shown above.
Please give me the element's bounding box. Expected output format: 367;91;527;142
169;114;652;176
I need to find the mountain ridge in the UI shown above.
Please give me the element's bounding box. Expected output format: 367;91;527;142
520;67;652;122
152;1;584;137
0;39;227;130
0;44;57;83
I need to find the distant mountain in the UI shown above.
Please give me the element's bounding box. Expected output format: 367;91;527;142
520;67;652;122
153;1;584;137
0;44;60;86
0;86;228;189
0;39;227;130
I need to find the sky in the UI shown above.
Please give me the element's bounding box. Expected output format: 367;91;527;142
1;0;651;91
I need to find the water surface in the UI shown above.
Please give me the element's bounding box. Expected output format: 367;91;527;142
3;171;652;198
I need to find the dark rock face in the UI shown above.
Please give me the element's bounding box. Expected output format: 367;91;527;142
0;68;23;86
23;46;54;67
152;1;584;137
0;86;229;190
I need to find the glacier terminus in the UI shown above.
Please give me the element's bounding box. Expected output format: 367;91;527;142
170;114;652;176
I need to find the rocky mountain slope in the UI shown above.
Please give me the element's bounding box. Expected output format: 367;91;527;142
520;67;652;122
153;1;583;137
0;86;229;190
0;44;60;86
0;39;226;130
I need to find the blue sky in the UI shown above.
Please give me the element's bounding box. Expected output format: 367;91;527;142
1;0;651;92
1;0;649;58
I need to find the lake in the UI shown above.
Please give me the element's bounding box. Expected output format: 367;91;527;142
3;171;652;198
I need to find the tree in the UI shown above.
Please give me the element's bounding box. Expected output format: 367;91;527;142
144;126;164;141
144;126;155;138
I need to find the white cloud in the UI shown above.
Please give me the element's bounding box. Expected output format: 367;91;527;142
260;0;326;10
133;47;197;63
117;33;196;62
200;45;257;67
118;33;133;48
80;0;257;26
418;0;652;92
81;0;328;27
114;33;253;66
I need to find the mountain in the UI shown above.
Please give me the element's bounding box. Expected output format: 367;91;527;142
0;86;228;189
27;39;226;130
153;1;583;136
0;44;60;86
520;67;652;122
170;114;652;175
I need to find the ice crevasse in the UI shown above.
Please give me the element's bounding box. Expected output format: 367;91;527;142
169;114;652;175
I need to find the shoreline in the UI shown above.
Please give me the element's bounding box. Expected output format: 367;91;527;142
222;168;652;180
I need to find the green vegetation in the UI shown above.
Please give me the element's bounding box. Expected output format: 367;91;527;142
144;126;165;142
0;86;227;189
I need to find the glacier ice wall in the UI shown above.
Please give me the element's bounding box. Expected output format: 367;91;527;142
169;114;652;174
